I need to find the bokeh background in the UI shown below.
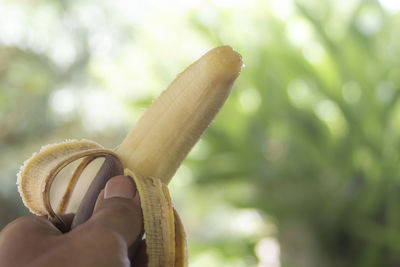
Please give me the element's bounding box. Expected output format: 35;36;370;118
1;0;400;266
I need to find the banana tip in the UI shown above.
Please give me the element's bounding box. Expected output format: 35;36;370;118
206;45;243;76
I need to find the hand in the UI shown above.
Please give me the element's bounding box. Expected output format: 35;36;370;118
0;176;147;267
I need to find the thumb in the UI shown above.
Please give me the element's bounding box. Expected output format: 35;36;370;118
84;175;143;247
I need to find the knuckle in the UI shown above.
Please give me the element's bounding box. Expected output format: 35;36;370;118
109;199;136;215
91;226;126;251
99;198;142;220
8;215;35;227
67;226;129;267
1;215;48;237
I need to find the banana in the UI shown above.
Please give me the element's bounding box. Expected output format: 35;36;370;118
17;46;242;266
116;45;243;184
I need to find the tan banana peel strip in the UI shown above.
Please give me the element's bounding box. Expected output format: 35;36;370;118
174;208;188;267
17;139;108;216
116;45;243;184
125;168;176;267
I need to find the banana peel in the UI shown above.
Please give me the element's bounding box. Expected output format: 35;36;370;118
17;46;242;266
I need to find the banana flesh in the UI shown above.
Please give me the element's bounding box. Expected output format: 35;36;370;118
117;46;243;184
16;46;242;266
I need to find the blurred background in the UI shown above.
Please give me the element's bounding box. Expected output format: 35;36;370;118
1;0;400;266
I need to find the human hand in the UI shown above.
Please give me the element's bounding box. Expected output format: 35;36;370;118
0;176;147;267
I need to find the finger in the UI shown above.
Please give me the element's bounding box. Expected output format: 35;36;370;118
81;175;143;247
71;155;124;229
0;216;62;267
4;213;74;236
1;215;59;237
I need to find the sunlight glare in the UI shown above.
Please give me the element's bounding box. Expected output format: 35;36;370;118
286;18;313;47
287;79;315;108
256;237;280;267
303;42;325;64
376;82;395;102
379;0;400;13
81;90;124;132
342;81;362;103
229;209;266;237
49;88;76;115
270;0;294;20
49;37;77;68
0;6;24;46
239;88;262;113
314;99;347;137
210;0;253;8
356;7;382;35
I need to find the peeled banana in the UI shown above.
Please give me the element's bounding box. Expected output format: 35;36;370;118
17;46;242;266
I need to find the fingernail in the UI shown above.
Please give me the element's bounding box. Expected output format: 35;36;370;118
104;176;136;199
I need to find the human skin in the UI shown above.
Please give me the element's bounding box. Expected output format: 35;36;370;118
0;176;147;267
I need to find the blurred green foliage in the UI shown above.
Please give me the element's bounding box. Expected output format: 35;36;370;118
1;0;400;266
